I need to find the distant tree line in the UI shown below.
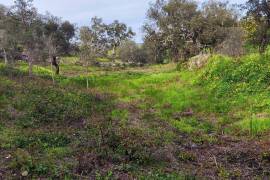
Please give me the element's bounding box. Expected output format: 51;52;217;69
142;0;240;63
1;0;270;75
0;0;75;76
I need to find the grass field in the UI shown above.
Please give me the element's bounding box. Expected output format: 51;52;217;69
0;54;270;179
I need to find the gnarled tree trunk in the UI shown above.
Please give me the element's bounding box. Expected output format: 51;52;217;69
52;56;59;75
3;48;7;65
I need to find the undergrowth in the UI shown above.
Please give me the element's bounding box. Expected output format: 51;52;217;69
1;50;270;178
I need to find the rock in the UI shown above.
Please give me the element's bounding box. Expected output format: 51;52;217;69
21;171;28;177
5;154;11;159
188;54;210;70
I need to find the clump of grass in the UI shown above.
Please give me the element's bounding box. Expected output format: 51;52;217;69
231;116;270;136
138;170;190;180
178;151;196;162
14;133;71;149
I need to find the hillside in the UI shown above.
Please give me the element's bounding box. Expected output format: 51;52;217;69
0;53;270;179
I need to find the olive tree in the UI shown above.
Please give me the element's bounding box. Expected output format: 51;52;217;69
143;24;167;64
11;0;44;76
242;0;270;53
79;17;108;88
0;4;21;65
118;40;147;64
106;20;135;59
198;0;238;51
145;0;200;62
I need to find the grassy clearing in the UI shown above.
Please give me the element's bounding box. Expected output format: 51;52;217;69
0;64;184;178
1;51;270;178
3;53;270;137
3;52;270;136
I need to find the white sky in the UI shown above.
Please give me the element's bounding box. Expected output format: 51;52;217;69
0;0;247;42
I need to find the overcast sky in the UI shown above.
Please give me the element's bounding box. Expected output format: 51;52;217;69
0;0;246;42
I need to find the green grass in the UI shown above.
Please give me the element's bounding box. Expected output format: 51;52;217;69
1;50;270;178
196;52;270;134
231;116;270;136
0;63;181;178
3;51;270;136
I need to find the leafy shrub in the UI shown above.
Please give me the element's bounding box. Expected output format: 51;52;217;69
118;40;147;64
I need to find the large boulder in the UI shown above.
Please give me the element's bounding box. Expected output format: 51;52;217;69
188;54;211;70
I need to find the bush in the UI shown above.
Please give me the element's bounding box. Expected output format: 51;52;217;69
118;40;147;64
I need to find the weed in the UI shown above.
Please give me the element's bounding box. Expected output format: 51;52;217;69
178;151;196;162
10;149;33;172
14;133;70;150
262;152;270;162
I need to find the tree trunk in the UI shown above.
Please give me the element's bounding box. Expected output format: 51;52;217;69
86;62;89;89
3;48;8;65
112;45;116;62
28;57;33;77
259;33;268;54
52;56;60;75
26;49;34;76
112;46;116;55
86;77;89;89
50;56;55;84
173;50;180;62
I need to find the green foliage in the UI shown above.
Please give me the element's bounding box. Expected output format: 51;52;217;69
198;53;270;134
111;109;129;126
0;128;16;148
218;167;230;179
15;84;95;127
139;171;192;180
178;151;196;162
0;64;28;77
45;147;72;159
231;116;270;136
261;152;270;162
10;149;33;172
200;53;270;97
14;133;70;149
85;119;160;165
10;148;65;177
2;51;270;178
